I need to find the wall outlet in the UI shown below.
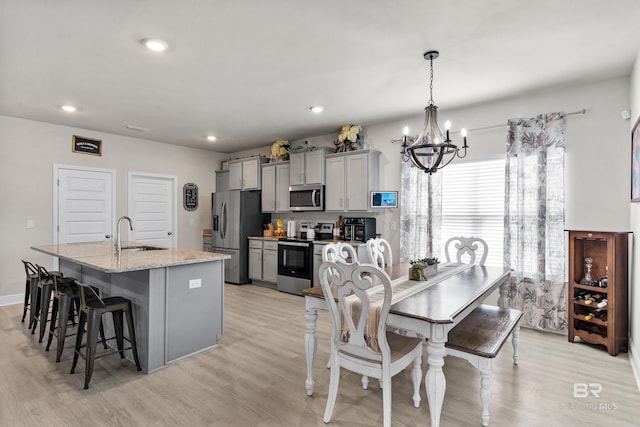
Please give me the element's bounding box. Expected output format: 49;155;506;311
26;219;34;229
188;278;202;289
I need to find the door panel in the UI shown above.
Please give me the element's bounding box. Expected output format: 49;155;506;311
129;173;176;247
227;190;240;250
57;167;114;244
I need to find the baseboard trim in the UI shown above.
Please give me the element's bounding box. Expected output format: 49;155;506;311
630;337;640;391
0;294;22;307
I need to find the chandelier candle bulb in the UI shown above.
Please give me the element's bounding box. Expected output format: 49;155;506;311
445;120;451;142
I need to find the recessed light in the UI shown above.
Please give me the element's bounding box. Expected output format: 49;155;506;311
60;105;77;113
141;38;168;52
207;135;217;142
309;106;324;113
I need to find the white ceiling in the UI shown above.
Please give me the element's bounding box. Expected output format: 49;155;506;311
1;0;640;153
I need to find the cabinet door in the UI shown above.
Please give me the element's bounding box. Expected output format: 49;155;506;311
305;150;325;184
261;166;277;212
325;157;345;211
262;249;278;283
229;162;243;190
276;163;290;212
243;158;261;190
345;153;368;211
289;152;305;186
249;247;263;280
313;253;323;288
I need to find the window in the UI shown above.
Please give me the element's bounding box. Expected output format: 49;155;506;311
440;158;505;268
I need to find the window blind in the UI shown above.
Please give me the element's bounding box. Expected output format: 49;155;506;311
440;158;505;268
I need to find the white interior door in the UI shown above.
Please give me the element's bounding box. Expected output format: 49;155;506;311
128;172;177;247
54;165;115;244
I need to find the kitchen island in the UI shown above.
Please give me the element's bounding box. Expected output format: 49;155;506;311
32;241;230;373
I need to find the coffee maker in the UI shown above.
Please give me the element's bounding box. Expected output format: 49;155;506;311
342;217;376;243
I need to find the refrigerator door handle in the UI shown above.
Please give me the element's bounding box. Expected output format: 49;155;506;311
221;201;227;239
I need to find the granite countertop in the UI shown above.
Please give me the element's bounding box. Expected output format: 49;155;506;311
31;241;230;273
248;236;281;241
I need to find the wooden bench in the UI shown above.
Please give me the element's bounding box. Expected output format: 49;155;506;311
446;304;523;427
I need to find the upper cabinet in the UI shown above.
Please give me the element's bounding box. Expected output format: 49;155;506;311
229;157;269;190
261;162;290;213
325;150;380;212
289;148;332;186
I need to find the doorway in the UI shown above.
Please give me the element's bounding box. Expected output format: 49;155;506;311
128;172;177;247
53;164;116;245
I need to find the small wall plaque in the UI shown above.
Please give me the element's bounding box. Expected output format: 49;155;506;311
72;135;102;156
183;183;198;211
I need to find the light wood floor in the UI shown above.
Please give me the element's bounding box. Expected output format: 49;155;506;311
1;283;639;426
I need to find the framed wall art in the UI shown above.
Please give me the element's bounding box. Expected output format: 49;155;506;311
632;116;640;202
72;135;102;156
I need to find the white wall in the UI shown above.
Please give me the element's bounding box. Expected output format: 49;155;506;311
230;76;631;264
0;115;226;302
629;49;640;389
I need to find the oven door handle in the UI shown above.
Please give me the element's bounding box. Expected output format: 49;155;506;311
311;189;317;207
278;241;310;247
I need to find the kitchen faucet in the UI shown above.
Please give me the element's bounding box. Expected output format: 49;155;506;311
115;216;133;252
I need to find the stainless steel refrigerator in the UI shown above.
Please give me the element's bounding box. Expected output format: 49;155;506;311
212;190;263;284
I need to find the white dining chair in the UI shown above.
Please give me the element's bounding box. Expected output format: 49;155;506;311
318;260;422;427
444;236;488;265
366;237;393;268
322;242;359;370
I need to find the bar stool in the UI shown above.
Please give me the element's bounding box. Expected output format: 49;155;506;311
46;275;106;362
31;265;75;342
21;260;38;326
71;281;142;389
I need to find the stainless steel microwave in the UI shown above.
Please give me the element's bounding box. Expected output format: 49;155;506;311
289;185;324;211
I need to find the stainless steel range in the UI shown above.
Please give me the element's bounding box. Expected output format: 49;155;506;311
277;238;313;295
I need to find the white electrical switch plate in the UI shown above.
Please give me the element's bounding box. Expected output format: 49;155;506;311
26;219;34;229
189;278;202;289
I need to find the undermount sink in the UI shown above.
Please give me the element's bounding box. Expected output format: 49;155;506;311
120;245;166;252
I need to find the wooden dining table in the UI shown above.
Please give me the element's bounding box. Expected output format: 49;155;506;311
302;261;511;427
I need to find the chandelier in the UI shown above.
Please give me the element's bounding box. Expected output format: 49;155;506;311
398;50;468;174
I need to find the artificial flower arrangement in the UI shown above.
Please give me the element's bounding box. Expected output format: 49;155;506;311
271;139;290;160
408;257;440;281
338;124;362;144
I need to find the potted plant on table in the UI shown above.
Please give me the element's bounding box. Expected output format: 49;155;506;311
408;257;440;281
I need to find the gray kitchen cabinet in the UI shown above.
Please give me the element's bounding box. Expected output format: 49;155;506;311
248;238;278;284
313;244;324;288
262;240;278;283
261;162;290;213
325;150;380;212
229;157;268;190
249;239;263;281
289;148;332;186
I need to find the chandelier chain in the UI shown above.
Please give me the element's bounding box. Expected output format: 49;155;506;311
428;56;434;106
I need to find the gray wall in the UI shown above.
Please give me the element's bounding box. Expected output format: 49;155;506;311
0;115;226;303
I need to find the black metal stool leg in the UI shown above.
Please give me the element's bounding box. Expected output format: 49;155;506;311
38;284;53;343
22;277;30;322
83;311;102;389
125;302;142;371
112;309;125;358
54;294;73;361
70;312;86;374
45;297;60;351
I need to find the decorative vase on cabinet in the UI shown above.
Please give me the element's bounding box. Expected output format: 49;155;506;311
567;230;630;356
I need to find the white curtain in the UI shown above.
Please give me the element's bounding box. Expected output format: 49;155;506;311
400;162;442;261
504;112;567;333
